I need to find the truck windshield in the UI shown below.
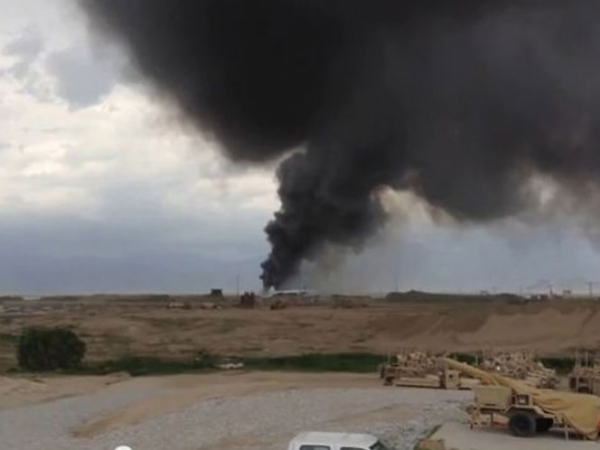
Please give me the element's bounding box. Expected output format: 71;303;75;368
370;441;391;450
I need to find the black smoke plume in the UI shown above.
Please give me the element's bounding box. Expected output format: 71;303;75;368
78;0;600;289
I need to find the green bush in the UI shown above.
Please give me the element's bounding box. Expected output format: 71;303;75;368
17;327;86;372
83;354;217;376
448;352;480;365
539;356;576;374
243;353;385;373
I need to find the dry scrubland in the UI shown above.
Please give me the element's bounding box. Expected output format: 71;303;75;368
2;294;600;369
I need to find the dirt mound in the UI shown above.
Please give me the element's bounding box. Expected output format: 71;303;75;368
4;296;600;363
373;301;600;353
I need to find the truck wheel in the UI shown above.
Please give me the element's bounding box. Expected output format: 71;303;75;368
536;418;553;433
508;411;536;437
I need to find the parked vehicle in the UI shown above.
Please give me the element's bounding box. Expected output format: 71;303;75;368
287;432;391;450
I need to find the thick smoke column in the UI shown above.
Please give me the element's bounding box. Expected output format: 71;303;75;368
79;0;600;289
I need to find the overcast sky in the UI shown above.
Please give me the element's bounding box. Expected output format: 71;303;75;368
1;0;599;296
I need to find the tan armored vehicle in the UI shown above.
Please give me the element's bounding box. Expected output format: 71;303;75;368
380;351;479;390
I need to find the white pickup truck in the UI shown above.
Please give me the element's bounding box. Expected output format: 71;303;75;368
287;432;391;450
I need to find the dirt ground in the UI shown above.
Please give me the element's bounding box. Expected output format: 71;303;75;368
2;295;600;368
4;370;597;450
0;371;467;450
0;372;131;410
69;372;381;438
0;370;379;414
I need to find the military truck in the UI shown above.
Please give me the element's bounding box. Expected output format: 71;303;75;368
466;385;568;438
447;357;600;441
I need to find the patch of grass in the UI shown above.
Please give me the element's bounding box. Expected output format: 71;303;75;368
448;352;480;365
539;356;575;374
0;333;16;344
243;352;385;373
12;351;385;377
84;352;385;376
78;352;217;376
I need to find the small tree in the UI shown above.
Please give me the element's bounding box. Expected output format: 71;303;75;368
17;327;86;372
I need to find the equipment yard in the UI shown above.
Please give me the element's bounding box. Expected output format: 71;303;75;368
4;294;600;450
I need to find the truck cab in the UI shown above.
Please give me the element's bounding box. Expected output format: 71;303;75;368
287;432;390;450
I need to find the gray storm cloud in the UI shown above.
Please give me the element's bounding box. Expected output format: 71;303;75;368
78;0;600;289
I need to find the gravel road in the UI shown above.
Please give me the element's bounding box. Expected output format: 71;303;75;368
0;382;471;450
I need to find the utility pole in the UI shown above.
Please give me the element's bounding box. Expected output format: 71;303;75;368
589;282;593;298
236;273;240;297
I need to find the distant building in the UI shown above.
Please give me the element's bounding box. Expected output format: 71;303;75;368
263;288;318;298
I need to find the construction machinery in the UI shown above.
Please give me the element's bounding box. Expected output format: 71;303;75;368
479;351;558;389
380;351;480;390
446;358;600;441
569;351;600;395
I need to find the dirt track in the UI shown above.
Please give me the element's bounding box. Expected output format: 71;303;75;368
2;297;600;367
